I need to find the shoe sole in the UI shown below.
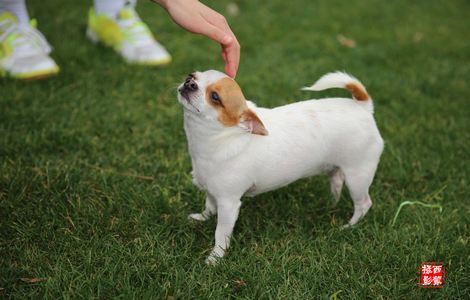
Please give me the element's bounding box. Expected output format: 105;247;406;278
21;71;59;81
1;67;59;81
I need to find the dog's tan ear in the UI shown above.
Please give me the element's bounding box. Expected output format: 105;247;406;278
239;109;268;136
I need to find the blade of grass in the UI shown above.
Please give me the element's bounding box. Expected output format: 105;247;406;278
391;186;446;226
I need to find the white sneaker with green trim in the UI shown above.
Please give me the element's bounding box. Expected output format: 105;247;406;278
86;4;171;66
0;12;59;80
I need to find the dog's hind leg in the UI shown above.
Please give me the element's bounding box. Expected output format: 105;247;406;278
330;168;345;204
342;166;375;227
188;194;216;221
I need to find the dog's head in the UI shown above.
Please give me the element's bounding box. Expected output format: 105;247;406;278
177;70;268;135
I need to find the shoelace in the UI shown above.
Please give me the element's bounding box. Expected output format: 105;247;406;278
0;19;52;56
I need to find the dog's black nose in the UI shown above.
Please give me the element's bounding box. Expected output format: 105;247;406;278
183;77;198;91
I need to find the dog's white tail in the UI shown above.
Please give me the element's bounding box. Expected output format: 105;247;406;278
302;72;373;112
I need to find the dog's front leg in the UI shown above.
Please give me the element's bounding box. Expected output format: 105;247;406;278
188;194;216;221
206;198;241;264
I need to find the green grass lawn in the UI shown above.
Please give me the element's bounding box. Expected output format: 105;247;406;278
1;0;469;298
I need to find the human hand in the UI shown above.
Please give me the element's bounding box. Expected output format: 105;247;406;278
153;0;240;78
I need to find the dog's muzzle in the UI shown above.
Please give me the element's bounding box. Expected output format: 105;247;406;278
179;74;198;100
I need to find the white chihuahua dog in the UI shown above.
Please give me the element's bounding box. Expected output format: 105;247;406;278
177;70;384;264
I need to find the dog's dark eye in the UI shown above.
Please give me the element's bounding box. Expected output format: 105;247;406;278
211;92;222;104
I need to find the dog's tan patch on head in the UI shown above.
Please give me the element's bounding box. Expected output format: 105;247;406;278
206;77;248;126
346;83;369;101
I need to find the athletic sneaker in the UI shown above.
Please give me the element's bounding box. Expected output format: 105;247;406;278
86;4;171;66
0;12;59;80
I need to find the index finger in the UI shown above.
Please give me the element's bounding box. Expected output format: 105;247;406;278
222;37;240;78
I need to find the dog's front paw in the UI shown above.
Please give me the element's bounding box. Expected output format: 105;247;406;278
188;213;209;222
205;248;225;265
341;222;357;229
205;254;219;265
